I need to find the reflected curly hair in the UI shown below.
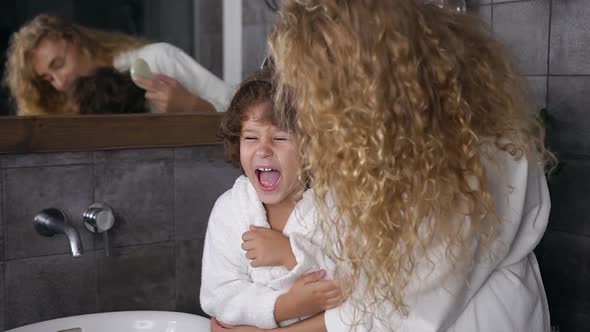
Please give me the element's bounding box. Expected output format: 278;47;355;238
270;0;547;321
3;14;146;115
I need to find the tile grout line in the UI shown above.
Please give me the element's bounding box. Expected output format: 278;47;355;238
0;239;180;263
523;74;590;78
173;148;179;310
92;152;99;313
1;162;94;170
493;0;533;5
546;0;553;108
546;228;590;240
1;165;5;331
490;0;494;36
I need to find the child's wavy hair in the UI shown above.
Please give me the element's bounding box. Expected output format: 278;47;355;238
72;67;147;114
270;0;548;322
219;67;296;171
3;14;146;115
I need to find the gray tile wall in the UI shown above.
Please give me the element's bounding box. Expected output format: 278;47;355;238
472;0;590;331
0;262;4;331
0;145;240;330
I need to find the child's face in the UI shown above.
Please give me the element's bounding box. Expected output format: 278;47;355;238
240;101;302;206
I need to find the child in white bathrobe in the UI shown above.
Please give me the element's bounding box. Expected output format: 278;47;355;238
200;69;340;329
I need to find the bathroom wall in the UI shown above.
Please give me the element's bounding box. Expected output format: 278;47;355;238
0;145;240;330
472;0;590;331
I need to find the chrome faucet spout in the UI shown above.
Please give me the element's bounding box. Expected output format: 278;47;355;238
34;208;84;257
63;226;83;257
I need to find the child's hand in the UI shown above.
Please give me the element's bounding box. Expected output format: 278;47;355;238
282;270;343;319
242;225;297;268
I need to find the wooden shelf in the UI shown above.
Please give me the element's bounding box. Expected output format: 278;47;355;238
0;113;223;154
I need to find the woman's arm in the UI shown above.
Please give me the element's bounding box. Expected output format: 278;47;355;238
210;313;327;332
152;43;230;112
282;314;327;332
274;270;341;323
136;74;216;113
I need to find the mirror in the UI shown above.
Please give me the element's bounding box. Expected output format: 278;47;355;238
0;0;207;116
0;0;278;152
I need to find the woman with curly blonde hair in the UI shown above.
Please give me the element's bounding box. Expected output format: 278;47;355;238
211;1;551;331
3;14;229;115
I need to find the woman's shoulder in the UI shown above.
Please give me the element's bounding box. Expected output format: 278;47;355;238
480;145;543;188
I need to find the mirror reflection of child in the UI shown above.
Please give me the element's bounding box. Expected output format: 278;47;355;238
4;14;230;115
200;68;341;329
71;67;148;114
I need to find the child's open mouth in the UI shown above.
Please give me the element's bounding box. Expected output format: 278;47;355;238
255;168;281;191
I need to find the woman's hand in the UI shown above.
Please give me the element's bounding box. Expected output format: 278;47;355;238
275;270;342;322
211;314;328;332
242;225;297;269
211;317;264;332
135;74;215;113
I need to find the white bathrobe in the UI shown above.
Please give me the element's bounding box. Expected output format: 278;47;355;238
324;148;551;331
200;176;335;329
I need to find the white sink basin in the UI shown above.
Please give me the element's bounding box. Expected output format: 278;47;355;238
5;311;210;332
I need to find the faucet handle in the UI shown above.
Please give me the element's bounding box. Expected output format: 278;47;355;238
83;203;115;257
83;203;115;233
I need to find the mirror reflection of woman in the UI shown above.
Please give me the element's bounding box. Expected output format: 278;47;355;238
3;14;230;115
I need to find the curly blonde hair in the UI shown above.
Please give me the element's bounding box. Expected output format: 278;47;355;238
3;14;147;115
270;0;546;320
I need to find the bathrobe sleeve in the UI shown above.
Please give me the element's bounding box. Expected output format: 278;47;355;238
200;191;283;329
260;234;336;294
114;43;231;112
266;193;337;291
324;150;551;332
288;233;336;278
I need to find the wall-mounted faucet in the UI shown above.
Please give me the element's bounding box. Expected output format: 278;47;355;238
34;208;83;257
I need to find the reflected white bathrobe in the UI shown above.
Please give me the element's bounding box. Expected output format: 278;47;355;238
114;42;231;113
325;148;551;331
200;176;335;329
